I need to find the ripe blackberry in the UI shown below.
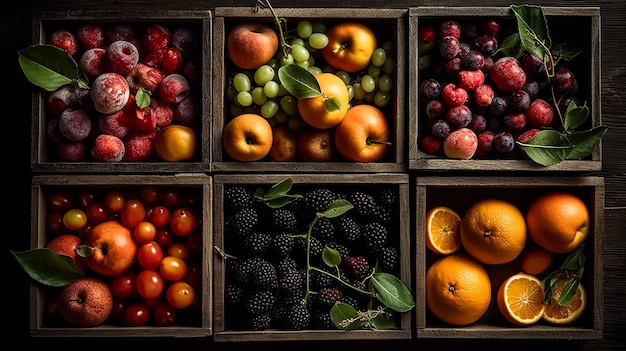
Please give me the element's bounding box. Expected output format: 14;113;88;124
303;188;338;215
379;187;398;206
224;186;254;211
246;312;271;330
230;207;259;237
317;287;343;308
243;231;273;256
252;258;278;290
326;241;351;262
270;232;294;258
373;205;392;223
347;256;372;280
336;216;361;243
378;246;398;272
362;222;388;252
243;289;276;315
235;257;264;286
309;266;334;290
270;303;289;328
312;217;335;243
225;283;244;305
295;236;324;263
349;191;378;217
270;208;298;232
275;256;299;276
278;267;303;293
341;294;363;311
312;308;335;329
285;303;311;330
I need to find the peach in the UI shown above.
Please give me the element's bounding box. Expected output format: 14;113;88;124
57;277;112;327
91;134;125;162
227;22;279;70
91;72;130;114
443;127;478;160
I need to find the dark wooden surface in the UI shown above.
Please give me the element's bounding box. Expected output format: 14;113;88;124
3;0;624;350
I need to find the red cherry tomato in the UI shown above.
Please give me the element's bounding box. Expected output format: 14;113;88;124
184;262;202;287
110;270;138;300
124;303;150;327
137;241;164;270
136;269;164;299
166;242;188;260
169;208;196;236
138;186;160;205
104;189;125;213
85;201;108;224
153;302;177;326
186;232;203;254
149;205;171;227
121;199;146;228
159;256;187;281
160;188;181;210
78;189;98;209
46;191;74;212
154;227;174;248
166;281;195;309
134;221;157;244
46;211;67;235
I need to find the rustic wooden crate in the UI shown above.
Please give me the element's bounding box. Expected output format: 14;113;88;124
415;176;603;339
212;7;407;173
29;174;212;337
30;10;212;173
212;173;411;341
408;7;602;171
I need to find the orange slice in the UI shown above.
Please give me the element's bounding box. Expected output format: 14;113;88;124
426;206;462;255
497;272;546;326
543;278;587;325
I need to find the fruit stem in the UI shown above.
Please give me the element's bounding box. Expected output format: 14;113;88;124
332;43;349;55
366;138;392;146
256;0;291;57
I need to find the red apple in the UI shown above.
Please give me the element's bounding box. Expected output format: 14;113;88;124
45;233;87;271
227;22;279;70
79;220;137;276
57;276;113;327
297;126;337;161
125;62;166;94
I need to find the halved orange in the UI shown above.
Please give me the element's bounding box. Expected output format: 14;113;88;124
543;278;587;325
426;206;462;255
497;272;546;326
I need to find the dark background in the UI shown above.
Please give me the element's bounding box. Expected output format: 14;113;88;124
2;0;624;350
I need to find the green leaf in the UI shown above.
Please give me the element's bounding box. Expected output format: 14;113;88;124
18;44;85;91
265;178;293;198
370;309;397;330
370;272;415;313
558;277;579;306
552;41;584;62
565;126;607;160
564;101;589;130
263;196;299;208
277;64;321;99
497;33;522;57
330;302;363;330
322;246;342;267
518;129;571;166
322;199;354;219
11;248;85;287
510;5;551;59
561;246;586;271
135;87;151;109
254;178;303;208
323;96;342;113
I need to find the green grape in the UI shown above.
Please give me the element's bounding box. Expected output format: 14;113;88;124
322;65;336;74
287;115;305;130
353;82;366;101
291;38;306;47
361;75;376;93
229;103;243;117
226;84;237;101
280;53;294;66
291;43;310;63
346;84;354;101
274;109;290;124
308;32;329;49
335;70;351;85
254;65;275;86
277;84;290;96
280;95;298;116
297;20;313;39
371;47;387;67
374;90;391;107
383;57;396;74
367;64;382;78
364;91;375;103
263;80;280;99
378;74;394;93
233;72;251;92
296;60;309;69
382;40;395;56
260;100;279;119
308;66;323;76
267;58;279;71
307;55;316;67
236;91;253;106
252;87;267;105
312;21;327;33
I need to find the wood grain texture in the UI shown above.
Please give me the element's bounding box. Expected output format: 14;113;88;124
2;0;624;350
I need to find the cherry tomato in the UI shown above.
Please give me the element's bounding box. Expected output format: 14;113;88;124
63;208;87;231
85;201;108;224
149;205;171;227
110;270;138;300
78;189;98;209
169;208;196;236
46;191;74;212
154;227;174;248
121;199;146;228
167;242;188;260
139;186;160;205
166;281;195;309
184;262;202;287
110;297;128;322
46;211;67;235
153;301;177;326
104;189;125;213
134;221;157;244
159;256;187;281
124;303;150;327
76;223;94;239
142;296;162;308
186;232;203;255
160;188;181;210
137;241;164;270
136;269;164;299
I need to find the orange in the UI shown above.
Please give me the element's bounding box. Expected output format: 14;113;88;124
154;125;196;162
460;199;527;265
526;192;590;254
543;278;587;325
222;113;273;162
426;253;491;326
518;244;554;275
334;104;390;163
497;272;546;326
426;206;462;255
322;22;377;72
297;72;349;129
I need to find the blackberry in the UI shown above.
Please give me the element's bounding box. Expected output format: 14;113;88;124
378;246;398;272
362;222;388;252
312;217;335;243
295;236;324;263
278;267;303;293
280;289;306;306
326;241;351;262
341;294;363;311
275;256;299;276
243;289;276;315
347;256;372;280
252;258;278;290
336;216;361;243
225;283;244;305
349;191;378;217
316;287;343;308
379;187;398;206
230;207;259;237
270;303;290;328
270;208;298;232
270;232;294;258
243;231;273;256
309;266;334;290
285;303;311;330
312;308;335;329
303;188;337;215
224;186;254;211
235;257;264;286
373;205;392;223
246;312;271;330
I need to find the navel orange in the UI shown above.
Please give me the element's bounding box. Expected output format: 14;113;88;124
460;199;527;265
497;272;546;326
518;244;554;275
297;72;349;129
426;206;462;255
543;277;587;325
426;253;491;326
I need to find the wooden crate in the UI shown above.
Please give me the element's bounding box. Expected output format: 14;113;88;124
415;176;603;339
212;7;407;173
408;7;602;171
29;174;212;337
212;174;411;341
30;10;212;173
